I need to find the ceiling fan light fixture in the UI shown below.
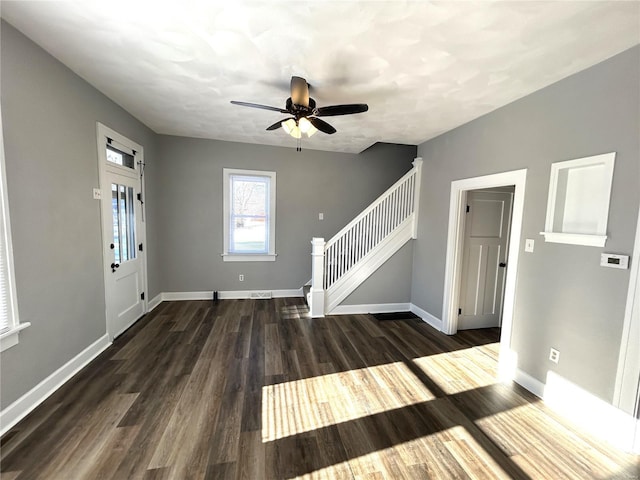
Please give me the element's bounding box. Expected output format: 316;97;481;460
298;117;317;137
282;118;301;138
231;76;367;144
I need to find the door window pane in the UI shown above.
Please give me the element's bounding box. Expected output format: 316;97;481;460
111;183;136;263
106;145;135;169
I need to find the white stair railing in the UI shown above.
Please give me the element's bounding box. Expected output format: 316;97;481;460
309;157;422;317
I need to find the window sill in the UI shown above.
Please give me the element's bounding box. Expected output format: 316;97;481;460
540;232;607;247
0;322;31;352
222;253;277;262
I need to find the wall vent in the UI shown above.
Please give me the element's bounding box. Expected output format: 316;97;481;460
250;291;272;299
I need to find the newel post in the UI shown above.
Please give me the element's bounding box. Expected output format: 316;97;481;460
310;237;326;318
412;157;423;239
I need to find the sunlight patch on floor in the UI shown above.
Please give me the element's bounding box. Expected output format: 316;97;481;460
413;345;499;395
285;425;513;480
279;304;310;319
262;361;436;442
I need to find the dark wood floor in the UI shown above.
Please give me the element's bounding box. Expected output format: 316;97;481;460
1;299;638;479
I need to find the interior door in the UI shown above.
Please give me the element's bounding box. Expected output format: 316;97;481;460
98;126;146;340
458;190;513;330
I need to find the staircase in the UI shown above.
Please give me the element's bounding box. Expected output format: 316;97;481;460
308;158;422;317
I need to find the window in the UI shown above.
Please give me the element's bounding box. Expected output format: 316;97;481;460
106;142;135;169
541;152;615;247
0;115;29;352
223;168;276;262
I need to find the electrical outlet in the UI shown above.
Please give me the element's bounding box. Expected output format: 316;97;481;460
319;212;324;220
239;274;244;282
549;348;560;364
93;188;102;200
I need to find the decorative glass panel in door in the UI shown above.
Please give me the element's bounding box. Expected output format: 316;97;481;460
111;183;136;264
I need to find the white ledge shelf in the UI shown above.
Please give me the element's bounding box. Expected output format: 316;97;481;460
221;253;277;262
0;322;31;352
540;232;607;247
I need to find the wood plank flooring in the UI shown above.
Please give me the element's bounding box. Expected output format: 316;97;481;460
1;299;638;479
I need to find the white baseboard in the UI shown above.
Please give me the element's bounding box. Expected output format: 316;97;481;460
147;293;163;312
511;368;638;453
0;334;111;437
330;302;411;315
158;289;303;302
410;303;443;331
163;291;213;301
543;371;639;453
513;368;545;398
219;289;303;299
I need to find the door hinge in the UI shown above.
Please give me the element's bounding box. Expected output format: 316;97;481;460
137;193;143;202
138;243;143;252
141;292;145;300
458;308;462;315
466;205;470;213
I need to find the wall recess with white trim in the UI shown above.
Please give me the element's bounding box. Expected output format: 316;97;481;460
540;152;615;247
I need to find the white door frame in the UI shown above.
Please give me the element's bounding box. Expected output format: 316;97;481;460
613;201;640;451
96;122;148;340
441;169;527;379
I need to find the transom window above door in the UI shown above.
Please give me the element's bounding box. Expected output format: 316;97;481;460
106;141;136;171
223;168;276;262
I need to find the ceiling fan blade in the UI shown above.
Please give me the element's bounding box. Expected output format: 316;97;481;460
315;104;369;117
290;76;309;107
266;118;294;131
230;101;288;114
308;117;336;135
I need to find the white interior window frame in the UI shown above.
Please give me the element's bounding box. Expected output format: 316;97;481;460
540;152;615;247
0;110;30;352
222;168;277;262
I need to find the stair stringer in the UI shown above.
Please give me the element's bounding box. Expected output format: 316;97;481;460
325;216;414;314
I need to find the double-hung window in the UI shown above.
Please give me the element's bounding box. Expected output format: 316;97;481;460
0;115;28;352
223;168;276;261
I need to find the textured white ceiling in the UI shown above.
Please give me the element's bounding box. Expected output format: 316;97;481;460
2;1;639;153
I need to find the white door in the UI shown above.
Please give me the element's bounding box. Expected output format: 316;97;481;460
458;190;513;330
98;124;146;340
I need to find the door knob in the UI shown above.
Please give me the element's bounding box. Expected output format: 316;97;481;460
111;262;120;272
499;262;507;268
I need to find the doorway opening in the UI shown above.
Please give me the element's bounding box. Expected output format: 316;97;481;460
458;186;514;333
441;169;527;381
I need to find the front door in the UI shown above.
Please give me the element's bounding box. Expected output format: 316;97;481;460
98;124;146;339
458;189;513;330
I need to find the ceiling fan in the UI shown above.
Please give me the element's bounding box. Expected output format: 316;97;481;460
230;76;368;140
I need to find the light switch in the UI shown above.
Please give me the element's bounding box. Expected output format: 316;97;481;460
319;213;324;220
93;188;102;200
525;239;534;253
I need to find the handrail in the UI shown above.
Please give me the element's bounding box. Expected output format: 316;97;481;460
323;158;422;290
325;160;421;249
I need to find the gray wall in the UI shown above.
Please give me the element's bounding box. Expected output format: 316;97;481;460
155;136;416;293
342;242;413;305
0;22;160;408
412;45;640;407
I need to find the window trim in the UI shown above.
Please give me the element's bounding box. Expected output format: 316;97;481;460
0;111;29;352
540;152;615;247
222;168;277;262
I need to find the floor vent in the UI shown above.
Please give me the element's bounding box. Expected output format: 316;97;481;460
250;291;272;299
